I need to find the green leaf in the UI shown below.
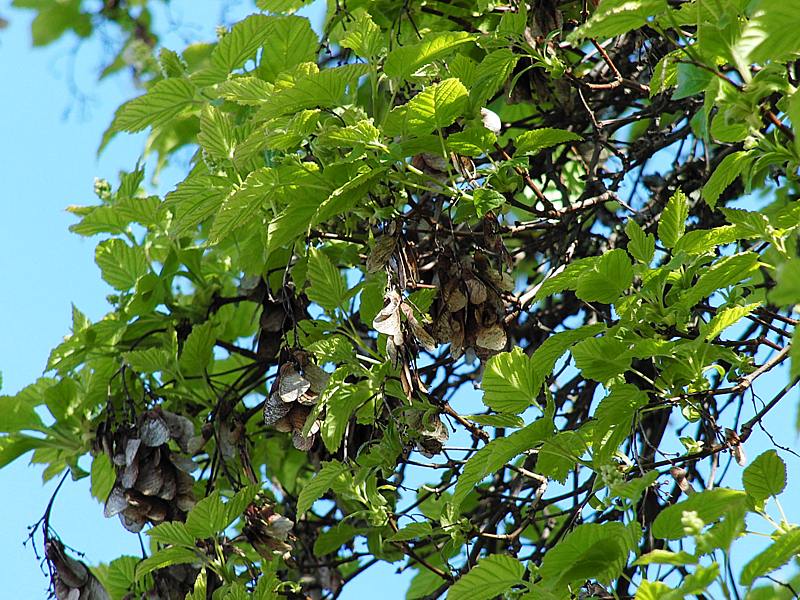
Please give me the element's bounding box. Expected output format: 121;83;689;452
679;564;719;595
339;9;383;58
197;105;235;162
539;522;630;585
481;347;537;414
658;189;689;249
90;453;115;503
180;321;216;376
29;1;90;47
192;14;274;86
256;63;370;119
593;383;648;461
482;325;604;413
123;347;172;374
575;249;633;304
216;76;274;105
297;460;347;514
464;413;524;428
314;522;364;555
257;16;318;82
702;151;751;210
110;78;196;134
674;225;742;256
147;521;195;547
745;0;800;64
451;406;553;509
385;78;468;136
0;434;47;469
537;430;583;483
320;375;368;453
384;32;474;81
0;391;45;433
470;49;519;108
635;549;697;566
743;450;787;501
514;128;582;156
307;248;347;313
387;522;433;542
672;63;712;100
740;528;800;586
769;258;800;306
472;188;506;217
165;176;229;236
95;239;149;291
136;546;199;580
652;488;748;540
186;569;207;600
626;219;655;264
225;485;260;525
93;555;139;600
703;304;757;341
569;0;668;41
185;491;230;538
257;0;311;11
447;554;524;600
678;252;759;309
209;169;276;244
634;580;673;599
572;336;632;382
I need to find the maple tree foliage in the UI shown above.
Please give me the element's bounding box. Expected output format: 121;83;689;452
5;0;800;598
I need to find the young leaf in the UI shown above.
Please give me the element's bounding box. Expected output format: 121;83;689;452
658;189;689;249
339;9;383;58
625;219;655;264
702;151;751;210
575;248;633;304
89;453;115;503
179;321;216;376
481;347;537;414
147;521;195;547
136;546;199;580
94;239;148;291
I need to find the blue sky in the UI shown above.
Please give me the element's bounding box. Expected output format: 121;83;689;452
1;1;799;597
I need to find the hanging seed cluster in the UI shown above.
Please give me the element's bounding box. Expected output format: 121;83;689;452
369;217;514;364
101;408;197;532
45;540;109;600
430;247;513;362
263;350;330;451
243;500;295;560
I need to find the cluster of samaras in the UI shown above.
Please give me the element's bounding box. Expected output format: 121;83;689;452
369;217;514;368
100;409;197;532
262;349;330;451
